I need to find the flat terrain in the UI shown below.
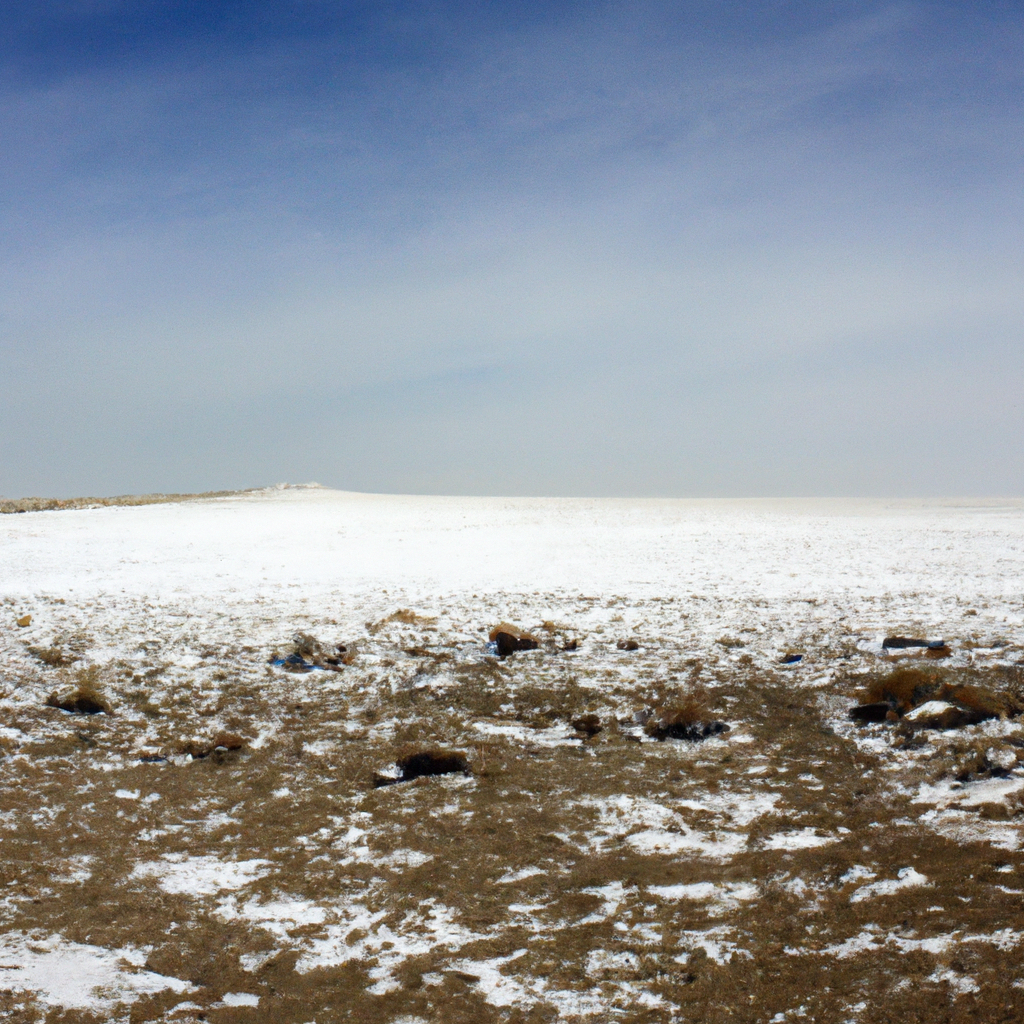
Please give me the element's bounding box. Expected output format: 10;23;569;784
1;487;1023;1023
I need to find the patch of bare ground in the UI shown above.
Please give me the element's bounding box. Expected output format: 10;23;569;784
1;623;1023;1022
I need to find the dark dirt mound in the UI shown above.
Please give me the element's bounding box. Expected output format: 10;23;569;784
849;701;896;723
646;718;730;742
848;666;1024;728
489;624;539;658
375;748;471;786
181;733;247;758
883;636;932;649
572;714;603;739
45;687;109;715
643;688;729;741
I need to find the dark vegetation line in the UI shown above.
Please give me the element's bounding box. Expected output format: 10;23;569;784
0;489;255;514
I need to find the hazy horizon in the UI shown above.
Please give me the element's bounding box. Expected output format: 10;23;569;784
2;2;1021;500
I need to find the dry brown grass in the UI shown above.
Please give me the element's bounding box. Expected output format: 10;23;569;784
0;488;251;515
1;645;1023;1022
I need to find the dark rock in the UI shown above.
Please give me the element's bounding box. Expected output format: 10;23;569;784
780;653;803;664
883;637;930;650
46;688;109;715
375;748;470;786
562;639;579;652
849;701;895;723
647;719;729;742
572;714;603;739
489;623;539;658
616;639;640;651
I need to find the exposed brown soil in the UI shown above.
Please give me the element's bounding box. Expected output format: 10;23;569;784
1;622;1023;1022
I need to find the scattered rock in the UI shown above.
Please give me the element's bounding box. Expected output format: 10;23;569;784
489;623;539;658
562;639;579;652
16;614;31;627
902;700;990;730
270;634;353;671
616;639;640;652
277;653;313;672
646;718;730;742
780;653;803;665
643;690;729;742
849;701;895;723
45;687;109;715
849;666;1022;728
572;714;603;739
882;637;932;650
374;748;470;787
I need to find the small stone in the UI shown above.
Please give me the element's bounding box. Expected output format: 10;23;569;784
16;615;31;627
616;639;640;651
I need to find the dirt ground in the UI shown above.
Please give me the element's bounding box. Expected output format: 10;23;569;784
2;603;1023;1023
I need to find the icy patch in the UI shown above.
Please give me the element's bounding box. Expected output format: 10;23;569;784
648;881;758;914
497;866;545;884
838;865;875;885
586;949;641;975
928;969;979;994
816;927;1024;959
295;898;482;993
674;927;750;965
217;895;327;938
0;932;191;1011
850;867;929;902
914;775;1024;810
579;881;630;922
449;950;629;1016
580;794;768;861
221;992;260;1007
473;721;579;747
762;828;836;851
132;854;270;896
917;808;1022;851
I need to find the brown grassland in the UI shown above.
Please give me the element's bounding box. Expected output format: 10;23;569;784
1;607;1023;1023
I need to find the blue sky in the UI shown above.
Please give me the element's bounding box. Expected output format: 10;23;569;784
1;1;1021;497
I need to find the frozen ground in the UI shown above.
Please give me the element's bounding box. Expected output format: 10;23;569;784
1;486;1023;1022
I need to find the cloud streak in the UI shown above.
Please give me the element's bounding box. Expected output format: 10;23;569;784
1;1;1021;496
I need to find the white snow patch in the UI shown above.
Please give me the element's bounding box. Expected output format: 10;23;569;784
132;855;270;896
762;828;836;851
850;867;929;902
221;992;260;1007
648;881;758;914
0;933;191;1011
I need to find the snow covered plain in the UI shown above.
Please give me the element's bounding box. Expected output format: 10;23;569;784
2;486;1024;1022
